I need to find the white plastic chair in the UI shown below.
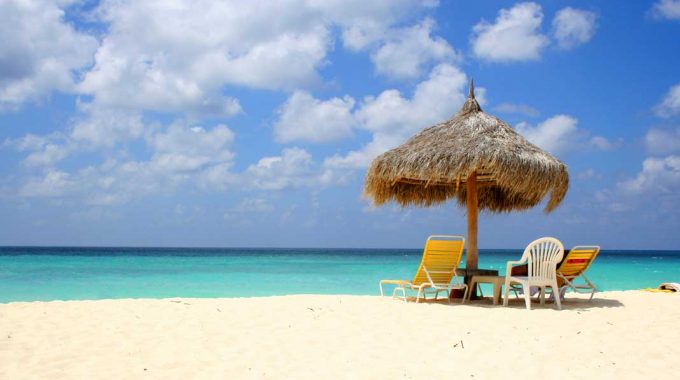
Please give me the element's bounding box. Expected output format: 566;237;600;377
503;237;565;310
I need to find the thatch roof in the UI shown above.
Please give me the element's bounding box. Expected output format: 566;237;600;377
364;80;569;213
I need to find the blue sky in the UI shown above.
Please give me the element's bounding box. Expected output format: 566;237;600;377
1;0;679;249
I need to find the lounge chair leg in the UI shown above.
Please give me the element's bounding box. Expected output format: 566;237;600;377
503;280;511;307
461;285;468;304
379;282;384;297
559;287;567;301
523;284;531;310
585;276;596;301
393;287;406;302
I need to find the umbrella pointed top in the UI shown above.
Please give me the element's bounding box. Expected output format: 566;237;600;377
460;78;482;115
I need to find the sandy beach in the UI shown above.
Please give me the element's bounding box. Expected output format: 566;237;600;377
1;291;679;379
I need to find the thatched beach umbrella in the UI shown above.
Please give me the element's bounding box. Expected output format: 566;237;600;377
364;80;569;272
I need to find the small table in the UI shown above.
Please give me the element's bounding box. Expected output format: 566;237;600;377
450;268;499;300
467;275;506;305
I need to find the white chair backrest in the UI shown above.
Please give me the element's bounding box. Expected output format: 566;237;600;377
523;237;564;283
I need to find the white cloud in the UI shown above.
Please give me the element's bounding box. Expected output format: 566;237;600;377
246;147;329;190
16;122;237;205
273;91;356;143
645;128;680;155
3;132;72;167
597;152;680;214
229;198;275;214
148;124;234;173
331;0;439;51
493;102;539;117
515;114;619;155
552;7;597;49
82;123;236;205
650;0;680;20
654;83;680;118
23;143;71;167
6;105;147;166
70;105;146;148
20;170;74;198
0;0;98;110
589;136;620;151
78;0;435;116
576;168;600;180
370;18;457;80
79;0;325;114
471;2;549;62
618;155;680;195
325;63;468;169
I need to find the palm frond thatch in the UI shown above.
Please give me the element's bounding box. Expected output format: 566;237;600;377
363;82;569;213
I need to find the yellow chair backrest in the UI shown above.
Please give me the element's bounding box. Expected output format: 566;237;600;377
558;246;601;277
411;236;465;285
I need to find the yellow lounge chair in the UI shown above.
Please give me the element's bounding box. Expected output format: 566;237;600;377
557;245;601;300
379;235;468;303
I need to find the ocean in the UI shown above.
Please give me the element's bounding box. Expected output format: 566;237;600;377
1;247;678;303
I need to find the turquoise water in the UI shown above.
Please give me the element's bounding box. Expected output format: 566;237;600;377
1;247;679;303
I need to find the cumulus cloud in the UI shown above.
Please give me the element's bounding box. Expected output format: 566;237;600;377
618;155;680;195
470;3;597;62
70;105;146;148
273;91;356;143
20;170;75;198
654;83;680;118
325;63;468;169
552;7;597;49
0;0;98;110
645;128;680;155
17;122;237;205
148;124;235;173
5;105;148;166
77;0;436;116
246;148;331;190
471;2;549;62
599;135;680;214
650;0;680;20
3;132;72;167
89;124;236;204
576;168;600;180
370;18;457;80
335;0;440;51
515;114;619;155
79;0;325;114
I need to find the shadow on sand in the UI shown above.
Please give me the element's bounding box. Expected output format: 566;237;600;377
400;295;625;311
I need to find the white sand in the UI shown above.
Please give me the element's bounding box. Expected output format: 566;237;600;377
1;291;679;379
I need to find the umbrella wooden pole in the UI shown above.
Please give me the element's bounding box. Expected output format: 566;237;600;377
465;171;479;299
466;171;478;271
